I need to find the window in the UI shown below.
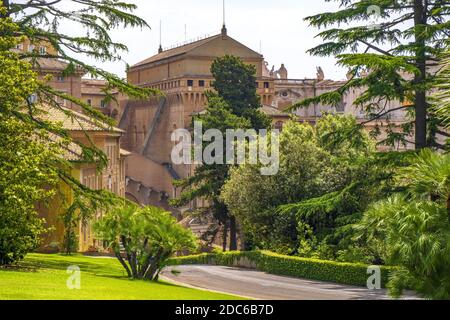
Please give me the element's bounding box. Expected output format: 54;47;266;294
87;99;92;106
275;121;284;131
336;98;346;113
28;45;35;52
187;80;194;87
39;46;46;55
101;100;106;108
199;80;205;87
57;76;65;82
15;44;23;51
264;82;270;89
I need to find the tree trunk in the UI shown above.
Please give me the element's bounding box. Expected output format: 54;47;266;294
129;252;139;278
65;229;71;255
115;250;132;278
144;249;167;281
222;222;228;252
229;216;238;251
121;236;138;278
413;0;428;150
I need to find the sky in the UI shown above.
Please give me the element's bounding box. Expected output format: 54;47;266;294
81;0;346;80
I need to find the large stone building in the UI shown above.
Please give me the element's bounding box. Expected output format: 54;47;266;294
22;25;416;250
118;27;413;214
18;40;129;252
119;27;278;212
268;66;414;150
37;106;128;252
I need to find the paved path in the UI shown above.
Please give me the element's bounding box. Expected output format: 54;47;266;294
161;265;418;300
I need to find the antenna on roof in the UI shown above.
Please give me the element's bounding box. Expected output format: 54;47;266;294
158;20;163;53
184;24;187;42
221;0;227;37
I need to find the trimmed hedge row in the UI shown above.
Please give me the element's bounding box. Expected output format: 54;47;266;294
168;250;397;288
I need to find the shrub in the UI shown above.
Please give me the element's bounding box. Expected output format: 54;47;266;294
94;204;198;281
39;242;61;254
168;251;396;287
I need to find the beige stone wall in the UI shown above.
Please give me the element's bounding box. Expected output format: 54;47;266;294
38;74;83;110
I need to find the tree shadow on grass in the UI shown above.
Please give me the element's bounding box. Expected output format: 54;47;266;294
18;254;124;278
0;265;38;273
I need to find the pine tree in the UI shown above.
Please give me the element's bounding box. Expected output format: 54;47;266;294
293;0;450;150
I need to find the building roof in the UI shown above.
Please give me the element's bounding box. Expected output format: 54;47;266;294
261;105;290;117
62;141;84;161
38;104;124;133
81;79;119;96
82;79;108;86
45;133;84;161
131;32;262;69
132;34;224;68
191;105;289;118
28;57;85;74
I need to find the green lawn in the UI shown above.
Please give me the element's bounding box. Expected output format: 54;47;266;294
0;253;243;300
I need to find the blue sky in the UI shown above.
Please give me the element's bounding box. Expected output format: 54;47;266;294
87;0;345;80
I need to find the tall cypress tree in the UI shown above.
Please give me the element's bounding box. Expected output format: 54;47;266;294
171;55;271;251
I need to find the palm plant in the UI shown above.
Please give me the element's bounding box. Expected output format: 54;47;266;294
432;48;450;148
357;150;450;299
94;204;198;281
399;149;450;211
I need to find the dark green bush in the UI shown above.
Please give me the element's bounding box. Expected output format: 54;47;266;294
168;251;397;288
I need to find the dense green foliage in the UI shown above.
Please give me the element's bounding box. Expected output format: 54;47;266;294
211;55;272;130
0;1;155;261
171;55;271;251
0;20;67;264
357;150;450;299
168;251;396;288
222;115;392;258
432;47;450;147
294;0;450;150
94;204;197;281
0;117;63;265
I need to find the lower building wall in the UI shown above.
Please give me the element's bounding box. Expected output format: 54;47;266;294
36;168;78;253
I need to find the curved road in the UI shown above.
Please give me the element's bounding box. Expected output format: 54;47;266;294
161;265;417;300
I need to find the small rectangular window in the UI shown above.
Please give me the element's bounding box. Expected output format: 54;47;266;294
57;76;65;82
101;100;106;108
39;46;47;55
199;80;205;87
87;99;92;106
187;80;194;87
264;82;270;89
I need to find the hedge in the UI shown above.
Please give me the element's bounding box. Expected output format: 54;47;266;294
167;250;398;288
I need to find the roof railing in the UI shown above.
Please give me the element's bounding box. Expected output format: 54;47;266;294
162;30;220;51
